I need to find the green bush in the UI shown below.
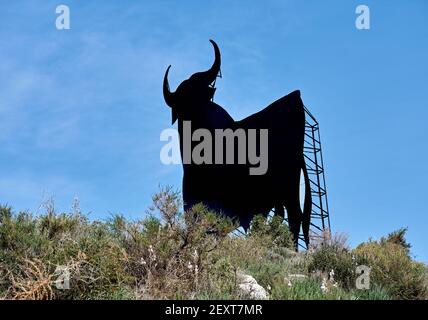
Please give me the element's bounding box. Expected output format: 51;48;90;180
249;215;294;249
354;236;427;300
1;190;427;300
307;233;356;290
0;207;131;299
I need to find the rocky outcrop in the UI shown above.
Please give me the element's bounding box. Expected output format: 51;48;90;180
237;272;269;300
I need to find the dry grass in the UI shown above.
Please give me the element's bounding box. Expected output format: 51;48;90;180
10;258;54;300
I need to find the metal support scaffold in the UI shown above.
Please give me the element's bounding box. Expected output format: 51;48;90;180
300;106;331;247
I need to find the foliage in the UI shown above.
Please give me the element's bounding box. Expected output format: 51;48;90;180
307;231;356;290
354;231;427;300
0;190;426;300
249;215;294;249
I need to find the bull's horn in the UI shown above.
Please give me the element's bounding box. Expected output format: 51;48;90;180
163;65;175;108
199;40;221;85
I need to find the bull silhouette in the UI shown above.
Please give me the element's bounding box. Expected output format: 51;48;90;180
163;40;311;248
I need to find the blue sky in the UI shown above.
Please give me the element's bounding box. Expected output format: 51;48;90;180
0;1;427;261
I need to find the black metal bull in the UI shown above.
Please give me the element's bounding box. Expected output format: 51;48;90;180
163;40;311;248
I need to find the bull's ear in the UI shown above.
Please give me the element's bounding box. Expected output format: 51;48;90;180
171;108;178;125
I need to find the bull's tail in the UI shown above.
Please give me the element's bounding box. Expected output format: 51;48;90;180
302;159;312;247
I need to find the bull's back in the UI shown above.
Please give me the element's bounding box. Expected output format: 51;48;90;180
236;90;305;171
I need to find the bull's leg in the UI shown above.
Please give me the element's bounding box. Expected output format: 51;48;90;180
274;204;285;219
285;201;302;251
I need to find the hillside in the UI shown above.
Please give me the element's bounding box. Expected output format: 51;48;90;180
1;187;427;300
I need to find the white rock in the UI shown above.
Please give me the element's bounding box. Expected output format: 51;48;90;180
238;273;269;300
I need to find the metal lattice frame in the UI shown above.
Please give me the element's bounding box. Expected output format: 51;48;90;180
301;106;331;247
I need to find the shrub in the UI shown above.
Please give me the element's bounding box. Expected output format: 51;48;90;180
307;231;356;290
249;215;294;249
354;235;427;300
1;190;426;300
129;187;237;299
380;228;411;254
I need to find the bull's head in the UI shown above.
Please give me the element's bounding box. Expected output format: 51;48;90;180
163;40;221;124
